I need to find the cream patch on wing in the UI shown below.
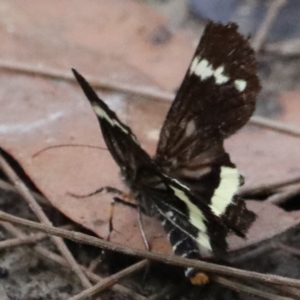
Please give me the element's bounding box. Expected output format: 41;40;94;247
209;166;240;216
147;128;160;141
190;57;229;84
234;79;247;92
93;105;128;134
185;120;196;137
93;104;138;143
189;56;247;91
170;185;212;251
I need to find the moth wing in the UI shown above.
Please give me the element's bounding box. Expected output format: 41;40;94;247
155;23;260;235
73;69;153;174
143;182;228;257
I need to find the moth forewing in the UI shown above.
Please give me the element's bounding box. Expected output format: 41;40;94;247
73;21;259;285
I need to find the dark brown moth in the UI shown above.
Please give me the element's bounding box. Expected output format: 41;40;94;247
72;22;260;284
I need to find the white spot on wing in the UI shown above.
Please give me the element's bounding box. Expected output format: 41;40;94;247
190;56;200;74
194;59;214;80
93;105;128;134
185;267;194;276
170;185;212;251
210;166;240;216
172;238;187;251
167;227;175;239
93;104;139;143
185;120;196;137
190;56;247;92
147;128;160;141
214;66;229;84
197;232;212;251
234;79;247;92
171;179;191;190
190;57;229;84
166;211;174;218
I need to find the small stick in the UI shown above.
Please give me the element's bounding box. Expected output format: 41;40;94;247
0;233;47;249
3;213;300;299
68;260;149;300
0;154;92;288
0;178;50;206
137;206;150;251
252;0;287;52
240;175;300;198
0;60;172;103
1;221;149;300
212;276;293;300
0;60;300;138
87;255;102;273
249;115;300;139
1;211;300;289
266;184;300;205
276;242;300;257
230;243;275;264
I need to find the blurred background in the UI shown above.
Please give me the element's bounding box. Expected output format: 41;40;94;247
1;1;300;299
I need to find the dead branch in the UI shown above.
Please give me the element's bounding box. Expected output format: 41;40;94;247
0;178;50;206
212;276;293;300
68;260;149;300
1;60;300;139
0;154;92;288
266;184;300;205
1;221;149;300
0;232;47;249
1;211;300;290
252;0;287;52
240;175;300;199
276;242;300;257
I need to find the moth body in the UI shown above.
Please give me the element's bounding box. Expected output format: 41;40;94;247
72;21;260;284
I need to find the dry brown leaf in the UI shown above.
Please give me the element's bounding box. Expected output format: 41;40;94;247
1;0;300;255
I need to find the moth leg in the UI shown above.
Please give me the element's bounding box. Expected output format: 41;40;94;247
136;206;152;285
137;206;150;251
105;196;139;241
67;186;124;198
113;197;138;209
106;197;116;241
109;201;150;249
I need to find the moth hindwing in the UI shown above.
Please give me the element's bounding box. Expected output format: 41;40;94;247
73;21;260;283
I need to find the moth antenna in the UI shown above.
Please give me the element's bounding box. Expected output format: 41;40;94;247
32;144;107;158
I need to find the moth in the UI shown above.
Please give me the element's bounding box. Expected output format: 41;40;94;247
72;22;260;284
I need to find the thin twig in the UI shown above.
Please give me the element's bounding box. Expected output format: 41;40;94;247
266;184;300;205
0;178;50;206
0;154;92;288
68;260;149;300
0;60;171;103
1;211;300;290
240;175;300;198
249;115;300;139
230;244;275;264
276;242;300;257
212;276;293;300
265;38;300;56
1;221;149;300
0;232;47;249
252;0;287;52
87;255;102;273
1;60;300;138
0;223;73;249
0;284;10;300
